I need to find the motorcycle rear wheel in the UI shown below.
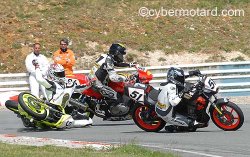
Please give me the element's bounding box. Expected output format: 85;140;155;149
18;92;47;121
210;101;244;131
132;103;166;132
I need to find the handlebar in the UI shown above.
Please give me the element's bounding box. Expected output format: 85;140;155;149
185;72;206;93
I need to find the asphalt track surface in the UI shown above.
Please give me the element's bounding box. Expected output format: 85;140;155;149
0;104;249;157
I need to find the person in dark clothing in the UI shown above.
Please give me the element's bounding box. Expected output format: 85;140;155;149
88;43;137;116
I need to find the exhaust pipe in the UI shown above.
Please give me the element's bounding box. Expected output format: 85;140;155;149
69;98;95;114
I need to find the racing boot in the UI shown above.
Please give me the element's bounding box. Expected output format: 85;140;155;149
168;114;194;127
73;117;93;127
173;114;205;128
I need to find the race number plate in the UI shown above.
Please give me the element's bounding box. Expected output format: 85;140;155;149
128;88;145;103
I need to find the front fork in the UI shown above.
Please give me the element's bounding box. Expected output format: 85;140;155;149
211;103;223;115
209;96;229;115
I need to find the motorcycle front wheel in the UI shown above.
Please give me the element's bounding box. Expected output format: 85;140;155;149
18;92;47;121
210;101;244;131
132;103;166;132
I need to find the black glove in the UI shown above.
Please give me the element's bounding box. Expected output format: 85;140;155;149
189;69;201;76
179;84;192;99
195;82;204;90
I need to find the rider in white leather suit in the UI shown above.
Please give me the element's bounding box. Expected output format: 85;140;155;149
155;67;200;127
35;63;93;127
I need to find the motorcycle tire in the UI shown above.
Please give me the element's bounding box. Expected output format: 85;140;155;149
210;101;244;131
18;92;47;121
132;103;166;132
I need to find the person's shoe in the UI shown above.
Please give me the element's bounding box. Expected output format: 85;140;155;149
73;118;93;127
168;114;191;127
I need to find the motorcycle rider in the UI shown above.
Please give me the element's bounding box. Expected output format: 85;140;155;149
155;67;201;129
88;43;137;117
34;62;93;128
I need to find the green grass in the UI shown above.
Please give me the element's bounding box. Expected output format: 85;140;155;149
0;0;249;72
0;142;176;157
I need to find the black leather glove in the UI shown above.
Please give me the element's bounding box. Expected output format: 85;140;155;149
179;84;192;99
189;69;201;76
195;82;204;90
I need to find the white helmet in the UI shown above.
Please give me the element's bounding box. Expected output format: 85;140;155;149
47;63;66;84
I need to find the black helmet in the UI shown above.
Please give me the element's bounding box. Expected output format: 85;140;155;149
167;67;185;87
108;43;126;63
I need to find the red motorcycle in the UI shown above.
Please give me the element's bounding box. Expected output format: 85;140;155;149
67;66;153;120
